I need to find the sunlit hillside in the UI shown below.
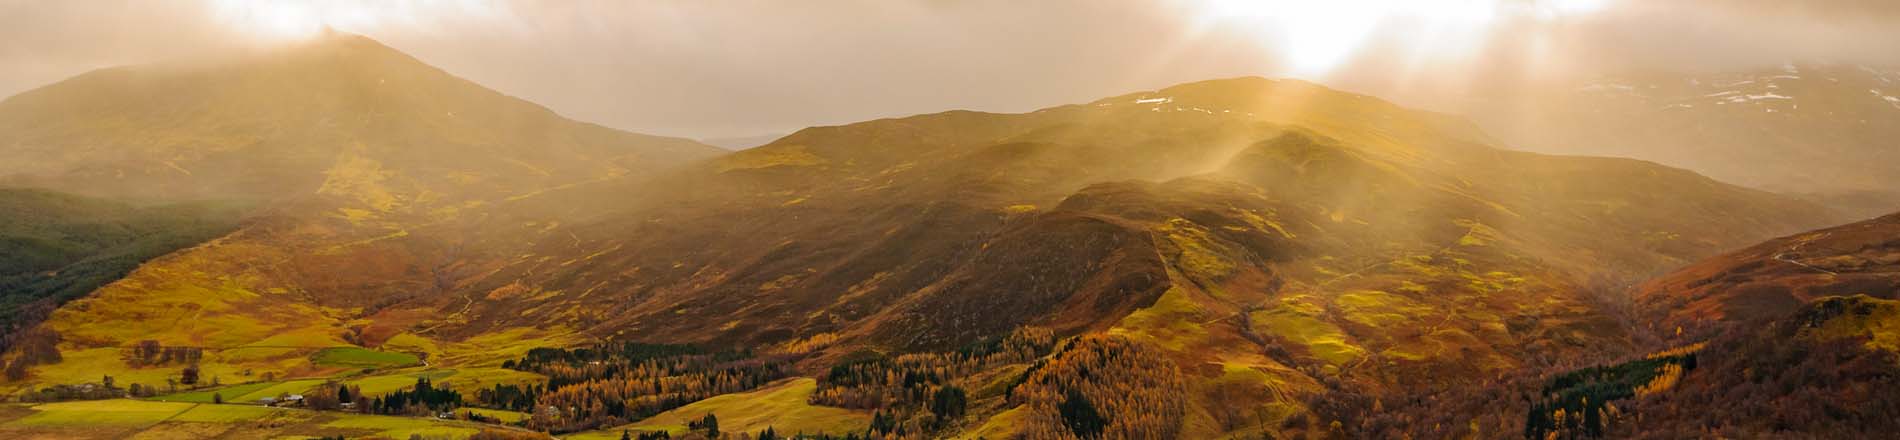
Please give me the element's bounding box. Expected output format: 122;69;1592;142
0;3;1895;439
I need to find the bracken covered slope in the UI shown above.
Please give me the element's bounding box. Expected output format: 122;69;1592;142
1637;211;1900;340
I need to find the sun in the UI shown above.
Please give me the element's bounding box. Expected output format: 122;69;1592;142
204;0;507;43
1181;0;1612;75
207;0;347;41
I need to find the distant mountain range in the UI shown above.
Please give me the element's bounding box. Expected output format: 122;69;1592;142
0;34;1887;439
1451;64;1900;217
699;133;788;150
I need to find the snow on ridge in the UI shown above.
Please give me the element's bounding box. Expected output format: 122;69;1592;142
1135;97;1173;104
1579;83;1636;93
1872;89;1900;109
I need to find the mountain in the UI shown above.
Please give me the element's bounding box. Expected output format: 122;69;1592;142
0;38;1858;438
0;31;718;204
1636;210;1900;340
429;78;1837;437
1451;64;1900;217
0;33;720;395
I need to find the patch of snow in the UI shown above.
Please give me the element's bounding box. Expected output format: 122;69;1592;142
1870;89;1900;109
1735;93;1792;103
1580;83;1636;93
1135;97;1172;104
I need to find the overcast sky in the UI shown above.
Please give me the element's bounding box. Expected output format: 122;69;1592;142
3;0;1897;139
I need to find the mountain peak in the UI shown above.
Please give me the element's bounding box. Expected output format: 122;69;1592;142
0;31;719;202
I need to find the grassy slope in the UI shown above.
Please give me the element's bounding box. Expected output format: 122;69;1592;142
0;188;244;349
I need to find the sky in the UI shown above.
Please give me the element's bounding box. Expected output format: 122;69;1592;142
2;0;1897;140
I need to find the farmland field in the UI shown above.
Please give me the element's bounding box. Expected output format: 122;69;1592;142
573;378;869;439
311;347;424;368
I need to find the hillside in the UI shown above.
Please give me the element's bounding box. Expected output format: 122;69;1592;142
0;31;717;203
1450;64;1900;217
0;33;721;396
429;78;1839;437
0;40;1859;438
0;188;245;353
1512;214;1900;438
1526;294;1900;439
1636;211;1900;340
1623;294;1900;438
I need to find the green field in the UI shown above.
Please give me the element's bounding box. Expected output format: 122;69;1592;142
5;400;196;426
168;403;287;422
312;347;424;368
572;378;869;439
228;379;328;403
150;381;279;403
323;412;484;438
462;407;530;423
346;369;459;396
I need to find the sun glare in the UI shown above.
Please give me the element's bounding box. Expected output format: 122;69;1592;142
1184;0;1610;75
205;0;504;43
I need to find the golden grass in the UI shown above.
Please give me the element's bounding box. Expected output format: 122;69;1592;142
322;412;483;438
1109;286;1208;351
581;378;869;438
7;400;195;426
461;407;529;424
166;404;283;423
150;381;277;403
717;144;826;172
228;379;325;403
1251;297;1366;368
954;405;1029;440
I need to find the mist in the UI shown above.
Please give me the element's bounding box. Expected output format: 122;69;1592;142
3;0;1896;139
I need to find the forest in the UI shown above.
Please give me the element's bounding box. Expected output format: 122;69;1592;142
488;342;795;432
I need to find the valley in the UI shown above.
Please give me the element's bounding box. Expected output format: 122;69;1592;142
0;29;1893;440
